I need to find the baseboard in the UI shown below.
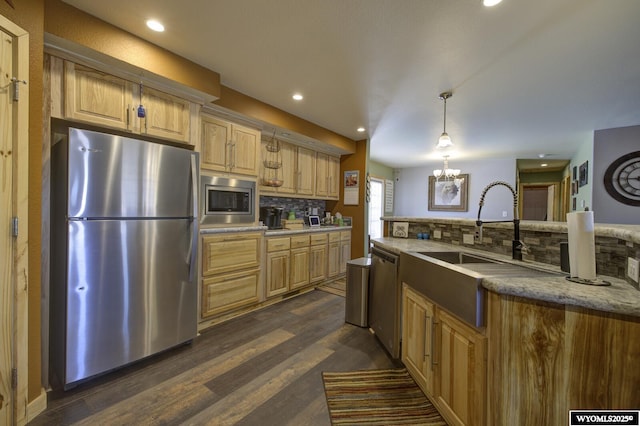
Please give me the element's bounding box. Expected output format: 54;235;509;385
26;388;47;424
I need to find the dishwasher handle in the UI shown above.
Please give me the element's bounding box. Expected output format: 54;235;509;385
371;247;398;264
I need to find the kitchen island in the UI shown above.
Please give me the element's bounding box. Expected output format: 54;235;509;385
372;236;640;426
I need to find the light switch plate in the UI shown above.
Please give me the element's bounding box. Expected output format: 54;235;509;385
628;257;639;283
463;234;475;245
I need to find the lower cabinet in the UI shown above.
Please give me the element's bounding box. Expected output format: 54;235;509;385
265;237;291;298
290;235;310;290
200;232;262;320
401;283;487;426
309;233;328;283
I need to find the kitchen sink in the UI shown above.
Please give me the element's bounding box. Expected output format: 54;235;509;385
401;250;563;328
416;251;500;264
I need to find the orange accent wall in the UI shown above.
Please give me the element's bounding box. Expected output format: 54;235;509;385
327;139;368;260
214;86;356;154
43;0;221;99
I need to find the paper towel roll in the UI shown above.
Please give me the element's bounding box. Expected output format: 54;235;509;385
567;211;596;280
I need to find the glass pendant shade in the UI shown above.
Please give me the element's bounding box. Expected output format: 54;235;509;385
437;132;452;149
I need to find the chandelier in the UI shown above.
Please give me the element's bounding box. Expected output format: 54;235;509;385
433;155;460;181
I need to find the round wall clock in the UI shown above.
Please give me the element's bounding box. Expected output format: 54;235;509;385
603;151;640;206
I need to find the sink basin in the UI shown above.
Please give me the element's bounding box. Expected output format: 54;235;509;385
416;251;500;264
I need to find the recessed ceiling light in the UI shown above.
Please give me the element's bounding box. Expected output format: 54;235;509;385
146;19;165;32
483;0;503;6
541;163;548;167
292;93;303;101
357;127;365;133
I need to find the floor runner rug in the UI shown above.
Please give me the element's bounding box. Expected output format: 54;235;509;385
322;368;448;425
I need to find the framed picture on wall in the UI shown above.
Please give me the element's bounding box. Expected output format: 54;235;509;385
572;166;577;180
579;161;588;187
428;174;469;212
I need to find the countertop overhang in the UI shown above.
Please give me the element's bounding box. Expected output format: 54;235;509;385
373;237;640;318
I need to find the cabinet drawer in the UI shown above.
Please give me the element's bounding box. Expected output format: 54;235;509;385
267;237;291;252
340;231;351;241
310;233;328;245
329;232;340;243
201;268;260;318
290;234;310;248
201;232;262;276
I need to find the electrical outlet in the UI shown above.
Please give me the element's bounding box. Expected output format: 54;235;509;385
433;229;442;239
502;210;508;218
628;257;639;283
463;234;475;245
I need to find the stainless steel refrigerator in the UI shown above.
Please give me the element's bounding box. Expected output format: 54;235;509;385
50;127;199;389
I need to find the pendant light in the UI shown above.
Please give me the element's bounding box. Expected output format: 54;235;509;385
436;91;453;149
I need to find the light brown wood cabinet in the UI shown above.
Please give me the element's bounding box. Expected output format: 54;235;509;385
316;152;340;199
327;232;341;278
200;232;262;319
339;231;351;274
260;140;316;196
289;235;310;290
63;61;192;143
401;283;487;426
265;237;291;298
201;113;260;176
309;233;328;283
402;285;435;395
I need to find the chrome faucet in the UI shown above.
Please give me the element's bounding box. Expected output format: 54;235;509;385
475;181;524;261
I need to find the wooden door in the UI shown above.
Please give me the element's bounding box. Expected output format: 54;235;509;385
0;26;14;425
327;154;340;199
436;309;487;426
402;286;435;395
141;86;191;143
296;147;315;195
309;243;327;283
316;152;329;197
201;114;230;172
0;17;29;425
290;247;310;289
229;124;259;176
266;250;290;298
64;62;133;130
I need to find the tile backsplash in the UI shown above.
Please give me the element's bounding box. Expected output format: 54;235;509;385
260;196;326;220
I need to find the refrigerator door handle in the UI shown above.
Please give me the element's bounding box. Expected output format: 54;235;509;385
188;154;198;283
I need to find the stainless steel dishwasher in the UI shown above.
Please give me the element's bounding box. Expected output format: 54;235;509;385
369;246;401;358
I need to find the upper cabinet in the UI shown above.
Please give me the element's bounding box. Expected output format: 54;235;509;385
64;62;134;131
316;152;340;199
260;139;316;196
201;113;260;177
61;61;193;144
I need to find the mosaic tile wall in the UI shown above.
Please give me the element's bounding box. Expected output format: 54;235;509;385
260;196;326;220
399;221;639;288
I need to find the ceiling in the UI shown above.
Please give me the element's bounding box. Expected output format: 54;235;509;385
61;0;640;169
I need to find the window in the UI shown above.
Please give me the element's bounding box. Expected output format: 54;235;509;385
368;177;384;240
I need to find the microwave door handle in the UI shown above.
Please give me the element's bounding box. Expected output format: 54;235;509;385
188;153;198;283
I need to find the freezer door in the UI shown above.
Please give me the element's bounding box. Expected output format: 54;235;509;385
64;219;197;385
67;128;197;219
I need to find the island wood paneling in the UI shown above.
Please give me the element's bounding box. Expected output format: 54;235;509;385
487;291;640;425
487;292;566;425
565;306;640;410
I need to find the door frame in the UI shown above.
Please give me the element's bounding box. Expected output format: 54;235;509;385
0;13;30;426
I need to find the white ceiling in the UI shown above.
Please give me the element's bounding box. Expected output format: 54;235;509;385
61;0;640;169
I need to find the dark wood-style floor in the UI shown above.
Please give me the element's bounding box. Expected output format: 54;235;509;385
30;288;401;425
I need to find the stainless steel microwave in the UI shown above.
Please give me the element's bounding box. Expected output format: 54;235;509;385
200;175;255;225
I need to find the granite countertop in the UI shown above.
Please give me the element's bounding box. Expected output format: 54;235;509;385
199;225;351;235
381;216;640;244
372;237;640;318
